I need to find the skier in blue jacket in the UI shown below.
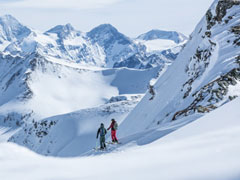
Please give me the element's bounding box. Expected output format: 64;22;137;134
96;123;107;149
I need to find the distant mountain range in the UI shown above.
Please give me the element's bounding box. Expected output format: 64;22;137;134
0;14;187;69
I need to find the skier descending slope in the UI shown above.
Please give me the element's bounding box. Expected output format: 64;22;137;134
107;119;119;143
96;123;107;150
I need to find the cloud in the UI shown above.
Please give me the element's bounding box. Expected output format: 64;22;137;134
0;0;122;9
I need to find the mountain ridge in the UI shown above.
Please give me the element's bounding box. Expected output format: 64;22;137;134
0;14;187;69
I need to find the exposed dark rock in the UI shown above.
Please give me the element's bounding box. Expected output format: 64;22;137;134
206;0;240;30
215;0;240;22
182;43;215;99
206;10;216;30
173;68;240;121
231;25;240;46
205;31;212;38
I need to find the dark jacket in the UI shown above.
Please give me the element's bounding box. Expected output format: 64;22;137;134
96;127;107;138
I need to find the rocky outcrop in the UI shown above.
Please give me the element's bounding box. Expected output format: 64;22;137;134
173;68;240;121
206;0;240;30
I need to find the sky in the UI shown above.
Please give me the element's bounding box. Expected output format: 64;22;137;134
0;0;214;37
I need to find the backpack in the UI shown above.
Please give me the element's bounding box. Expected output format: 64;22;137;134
100;127;106;136
113;122;118;130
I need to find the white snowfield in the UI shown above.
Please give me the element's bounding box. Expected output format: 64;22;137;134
1;97;240;180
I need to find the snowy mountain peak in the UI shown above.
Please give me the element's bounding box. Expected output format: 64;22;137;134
0;14;31;42
0;14;17;23
45;23;79;38
88;24;119;35
137;29;188;43
87;23;131;48
47;23;74;33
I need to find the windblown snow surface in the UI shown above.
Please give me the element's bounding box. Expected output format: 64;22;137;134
1;97;240;180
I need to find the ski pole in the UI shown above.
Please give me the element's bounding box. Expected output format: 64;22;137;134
96;139;98;150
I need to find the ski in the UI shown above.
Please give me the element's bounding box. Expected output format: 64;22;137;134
93;147;108;151
106;141;122;145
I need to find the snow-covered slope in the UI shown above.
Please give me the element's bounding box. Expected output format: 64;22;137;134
0;51;160;120
1;96;240;180
119;0;240;138
9;94;142;157
0;49;160;155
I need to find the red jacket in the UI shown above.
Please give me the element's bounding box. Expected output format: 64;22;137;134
108;122;116;131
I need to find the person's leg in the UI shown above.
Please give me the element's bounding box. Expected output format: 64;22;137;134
99;137;102;149
111;130;115;142
104;137;107;149
102;136;106;148
100;136;104;149
112;130;118;143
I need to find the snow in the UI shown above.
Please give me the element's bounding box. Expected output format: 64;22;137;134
135;29;188;54
4;64;159;156
1;97;240;180
28;70;118;118
26;65;159;119
0;40;10;51
0;127;18;142
0;1;240;179
119;0;240;138
9;95;142;157
137;39;180;52
228;81;240;97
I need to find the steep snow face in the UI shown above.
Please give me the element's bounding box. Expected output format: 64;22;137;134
0;15;31;42
0;15;31;51
1;97;240;180
119;0;240;137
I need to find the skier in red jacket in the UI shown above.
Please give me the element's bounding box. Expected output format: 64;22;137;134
107;119;118;143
